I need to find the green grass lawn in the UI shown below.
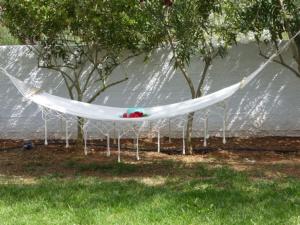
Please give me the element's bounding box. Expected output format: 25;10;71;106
0;162;299;225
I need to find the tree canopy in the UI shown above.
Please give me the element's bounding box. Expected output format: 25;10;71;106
1;0;144;140
0;25;18;45
1;0;143;101
227;0;300;78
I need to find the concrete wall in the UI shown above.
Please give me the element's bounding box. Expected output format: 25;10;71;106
0;44;299;139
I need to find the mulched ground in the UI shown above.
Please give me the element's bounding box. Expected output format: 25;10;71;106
0;136;299;180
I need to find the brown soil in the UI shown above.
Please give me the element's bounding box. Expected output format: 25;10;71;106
0;137;299;181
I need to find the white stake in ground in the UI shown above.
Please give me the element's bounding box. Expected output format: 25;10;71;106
157;130;161;153
65;120;69;148
182;125;186;155
106;134;110;157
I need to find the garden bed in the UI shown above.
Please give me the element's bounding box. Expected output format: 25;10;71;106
0;136;299;179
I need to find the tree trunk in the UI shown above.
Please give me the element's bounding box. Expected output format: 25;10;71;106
184;87;196;155
75;89;84;146
76;116;85;146
294;36;300;74
278;0;300;76
186;112;195;155
184;59;210;155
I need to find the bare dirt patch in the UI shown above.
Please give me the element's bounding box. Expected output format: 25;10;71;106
0;137;299;180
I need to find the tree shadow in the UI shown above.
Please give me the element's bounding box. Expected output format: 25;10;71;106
0;43;299;140
0;164;299;224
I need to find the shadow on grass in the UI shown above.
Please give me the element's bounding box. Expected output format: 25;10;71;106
62;159;256;180
63;158;235;176
64;160;139;175
0;166;299;225
62;159;193;177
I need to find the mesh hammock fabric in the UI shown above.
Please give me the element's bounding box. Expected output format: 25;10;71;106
1;33;298;122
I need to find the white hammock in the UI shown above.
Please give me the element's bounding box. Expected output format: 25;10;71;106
0;52;277;122
4;72;240;121
1;33;297;122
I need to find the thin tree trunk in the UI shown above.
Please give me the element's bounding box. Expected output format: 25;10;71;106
76;92;84;146
176;63;196;155
185;59;211;155
186;112;195;154
278;0;300;77
294;37;300;74
285;35;300;77
76;116;84;146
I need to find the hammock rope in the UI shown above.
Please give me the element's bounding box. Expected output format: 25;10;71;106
1;31;299;161
2;30;298;122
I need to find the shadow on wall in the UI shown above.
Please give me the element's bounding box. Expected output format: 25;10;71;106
0;43;299;139
0;46;65;139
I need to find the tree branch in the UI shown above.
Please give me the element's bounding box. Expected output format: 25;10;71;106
62;75;75;100
164;23;196;98
82;65;97;93
120;52;141;64
259;50;300;78
87;77;128;103
37;63;75;84
196;58;211;97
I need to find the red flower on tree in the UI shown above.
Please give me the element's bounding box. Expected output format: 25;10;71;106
163;0;173;7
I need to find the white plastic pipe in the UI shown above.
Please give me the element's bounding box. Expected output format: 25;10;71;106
99;121;103;142
204;117;208;147
83;128;88;156
182;125;186;155
106;134;110;157
223;112;227;144
118;135;121;163
148;121;152;139
65;120;69;148
44;118;48;146
157;130;161;153
113;122;117;144
136;135;140;161
168;119;172;143
223;103;227;144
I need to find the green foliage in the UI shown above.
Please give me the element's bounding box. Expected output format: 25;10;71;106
1;0;143;102
140;0;237;67
2;0;143;53
225;0;300;78
0;25;19;45
225;0;300;41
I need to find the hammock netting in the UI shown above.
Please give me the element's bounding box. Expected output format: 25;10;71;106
1;32;298;161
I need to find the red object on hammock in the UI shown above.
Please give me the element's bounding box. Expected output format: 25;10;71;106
122;112;144;118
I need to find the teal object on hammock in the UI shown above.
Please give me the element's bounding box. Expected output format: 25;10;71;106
127;107;145;114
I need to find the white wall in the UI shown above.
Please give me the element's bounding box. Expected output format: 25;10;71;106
0;44;299;139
